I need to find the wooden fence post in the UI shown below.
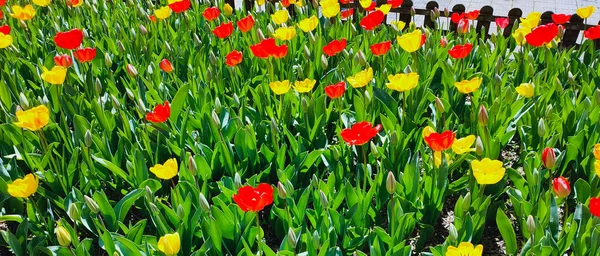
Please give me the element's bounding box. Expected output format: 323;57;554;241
476;6;493;36
563;14;583;48
399;0;414;30
423;1;439;29
503;8;522;37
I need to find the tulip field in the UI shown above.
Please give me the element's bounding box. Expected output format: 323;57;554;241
2;0;600;255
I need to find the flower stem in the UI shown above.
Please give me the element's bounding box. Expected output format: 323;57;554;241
256;213;262;256
362;145;368;191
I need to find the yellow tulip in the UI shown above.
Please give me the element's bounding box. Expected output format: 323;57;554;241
55;226;72;247
594;143;600;160
512;27;530;46
158;233;181;256
321;0;340;18
519;12;541;30
294;79;316;93
454;77;482;94
397;29;422;53
273;27;296;41
33;0;51;7
269;80;291;95
576;6;595;19
433;151;452;168
257;0;265;6
0;33;13;49
446;242;483;256
297;16;319;32
293;0;304;7
386;72;419;92
391;20;406;30
471;158;505;185
359;0;371;8
223;4;233;16
7;174;39;198
376;4;392;15
10;5;36;21
14;105;50;131
271;10;289;25
154;6;172;20
150;158;178;180
515;83;535;98
595;160;600;178
422;126;435;141
347;67;373;88
452;135;476;154
41;66;67;85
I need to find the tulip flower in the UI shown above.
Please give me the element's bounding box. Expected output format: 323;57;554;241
391;20;406;30
360;10;385;30
237;15;255;33
54;29;84;50
541;147;556;169
146;102;171;123
159;59;174;73
271;10;289;25
158;233;181;256
7;174;38;198
584;26;600;40
457;19;469;34
370;41;391;56
454;77;482;94
212;22;234;39
397;29;422;53
150;158;178;180
422;126;435;141
446;242;483;256
10;5;36;21
0;25;9;35
149;14;157;22
322;39;346;57
297;16;319;32
0;33;12;48
358;0;371;8
551;14;571;25
0;0;5;6
14;105;49;131
595;160;600;177
74;48;96;63
552;177;570;198
590;197;600;217
471;158;505;185
269;80;291;95
465;10;479;20
294;79;316;93
341;9;355;19
168;0;190;13
324;82;346;99
66;0;83;7
448;43;472;59
223;4;233;16
495;17;509;29
55;226;72;247
41;66;67;85
364;1;376;11
576;6;595;19
321;0;340;18
250;38;287;59
525;23;558;47
440;37;448;47
54;54;72;68
33;0;50;7
424;130;455;151
520;12;541;30
376;4;392;14
202;7;220;21
515;83;535;98
340;121;382;146
225;50;243;67
512;27;530;45
452;135;476;154
594;143;600;160
386;72;419;92
233;183;274;212
450;13;464;23
387;0;402;8
347;67;373;88
273;27;296;41
154;6;172;20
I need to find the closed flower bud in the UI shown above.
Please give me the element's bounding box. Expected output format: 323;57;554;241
266;24;275;35
104;53;112;67
462;192;471;213
490;33;497;44
136;99;146;114
357;50;367;66
538;118;546;137
552;176;571;198
111;95;120;109
545;105;553;118
188;155;197;176
390;131;398;145
478;105;488;126
129;28;137;39
145;185;153;202
95;78;102;95
435;97;445;114
277;181;288;199
312;230;320;248
194;33;202;45
126;64;138;77
117;40;125;54
444;8;449;17
541;147;556;169
233;94;240;106
199;192;211;213
176;204;185;219
224;3;233;16
125;88;135;100
526;215;536;233
448;224;458;242
257;28;265;41
149;203;160;213
319;190;328;208
475;136;484;156
386;171;396;194
55;226;72;247
410;7;415;16
139;25;147;35
596;88;600;105
270;117;279;135
211;110;221;128
558;25;565;38
209;51;217;65
430;10;436;22
147;64;154;75
331;146;340;160
84;195;100;213
321;54;328;70
68;204;80;221
234;173;242;190
434;7;440;18
85;130;93;147
495;56;503;73
311;174;319;188
19;93;29;109
308;31;316;44
287;228;297;248
370;141;379;157
439;36;448;48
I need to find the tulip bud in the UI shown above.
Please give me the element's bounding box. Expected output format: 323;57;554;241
139;24;147;35
435;97;445;114
457;19;469;34
490;33;497;44
149;203;160;213
444;8;449;17
545;105;553;118
126;64;138;77
303;45;311;60
68;204;80;221
541;147;556;169
85;130;93;147
84;195;100;214
233;94;240;106
311;174;319;188
104;53;112;67
390;131;398;146
209;51;217;65
357;50;367;66
439;36;448;48
129;28;137;40
287;228;297;248
537;118;546;138
277;181;288;199
478;105;488;126
55;226;72;247
552;176;571;198
410;7;415;16
475;136;484;156
199;192;211;213
319;190;328;208
95;78;102;95
494;57;503;74
194;33;202;45
224;3;233;16
301;98;309;113
429;10;436;22
102;20;109;32
331;146;340;160
270;117;279;135
448;224;458;242
117;40;125;54
145;185;153;202
147;64;154;75
462;192;471;213
211;110;221;128
370;141;379;157
308;31;316;45
434;7;440;18
257;28;265;41
234;173;242;190
558;25;565;38
312;230;320;248
125;88;135;101
320;54;328;70
176;204;185;219
111;95;120;109
386;171;396;194
188;155;197;176
596;89;600;105
19;93;29;109
136;99;146;114
526;215;536;233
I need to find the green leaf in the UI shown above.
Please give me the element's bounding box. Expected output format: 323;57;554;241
114;189;144;223
496;208;517;255
170;84;190;122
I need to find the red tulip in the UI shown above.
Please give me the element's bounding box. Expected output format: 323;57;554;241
340;121;382;146
451;13;464;23
440;36;448;47
203;7;220;21
424;130;455;151
360;10;384;30
0;25;9;35
0;0;5;7
66;0;83;7
465;10;479;20
271;44;288;59
212;22;234;39
325;82;346;99
387;0;403;8
168;0;190;13
541;147;556;169
364;1;376;11
74;48;96;63
339;0;352;4
250;38;287;59
341;9;355;19
551;14;571;25
237;15;255;33
525;23;558;47
281;0;291;7
420;34;427;47
584;26;600;40
54;29;83;50
146;101;171;123
552;177;570;198
448;43;472;59
590;197;600;218
225;50;243;67
0;10;3;19
495;17;509;29
149;14;157;22
232;183;274;212
457;19;469;34
370;41;391;56
159;59;174;73
323;39;347;57
54;54;73;67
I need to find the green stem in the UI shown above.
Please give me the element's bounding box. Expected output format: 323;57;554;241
256;213;262;256
362;145;368;191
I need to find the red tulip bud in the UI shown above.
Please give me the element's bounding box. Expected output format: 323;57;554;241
440;36;448;48
541;147;556;169
552;176;570;198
